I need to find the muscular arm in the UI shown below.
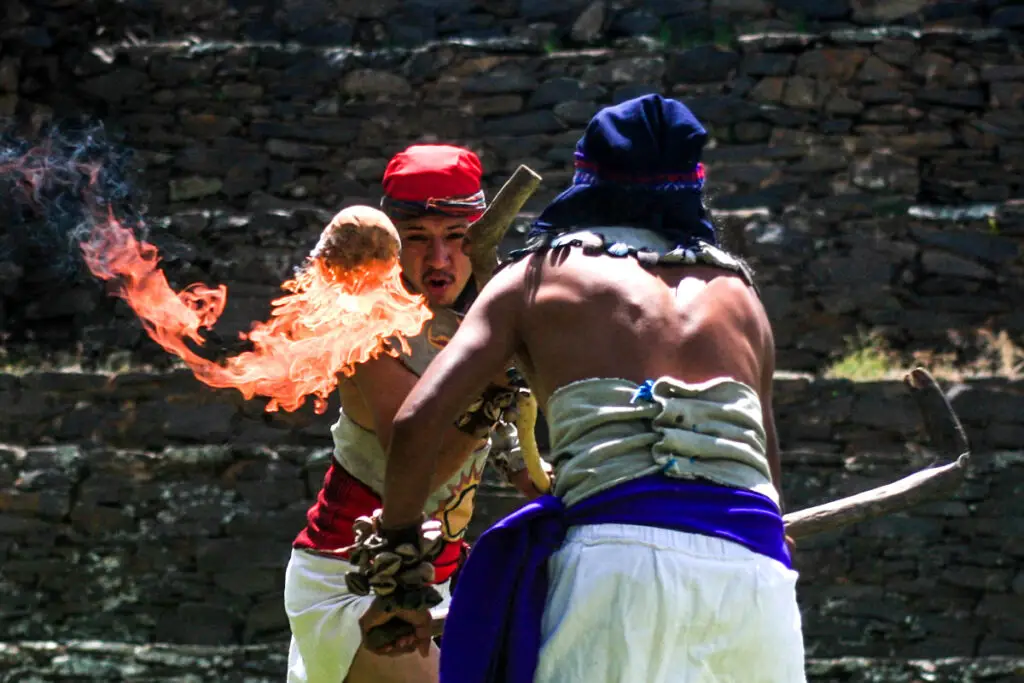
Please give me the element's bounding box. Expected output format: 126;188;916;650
350;355;486;493
381;266;524;529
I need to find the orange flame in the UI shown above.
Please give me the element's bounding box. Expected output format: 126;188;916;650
79;209;432;414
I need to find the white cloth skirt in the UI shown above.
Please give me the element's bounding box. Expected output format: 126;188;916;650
535;523;806;683
283;548;453;683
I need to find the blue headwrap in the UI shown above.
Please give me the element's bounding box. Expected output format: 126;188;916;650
529;94;717;247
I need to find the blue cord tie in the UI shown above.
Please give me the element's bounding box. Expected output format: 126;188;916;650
631;379;655;404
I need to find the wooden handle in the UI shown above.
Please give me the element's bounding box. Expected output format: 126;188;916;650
464;165;552;495
467;164;543;287
784;367;971;539
782;452;969;539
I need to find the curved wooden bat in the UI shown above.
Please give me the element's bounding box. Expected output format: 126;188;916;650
466;165;542;281
466;164;551;494
784;367;970;539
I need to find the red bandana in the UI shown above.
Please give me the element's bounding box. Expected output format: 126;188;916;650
381;144;486;221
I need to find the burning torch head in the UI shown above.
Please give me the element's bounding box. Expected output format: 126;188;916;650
311;205;402;278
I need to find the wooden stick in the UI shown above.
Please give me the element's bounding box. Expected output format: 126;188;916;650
467;164;542;287
465;164;551;494
785;367;970;539
904;367;970;459
782;453;969;539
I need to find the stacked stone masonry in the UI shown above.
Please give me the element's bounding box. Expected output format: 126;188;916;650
6;0;1024;48
1;7;1023;372
2;642;1023;682
0;370;1022;657
2;0;1024;676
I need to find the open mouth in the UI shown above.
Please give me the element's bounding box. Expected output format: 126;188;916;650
424;273;455;299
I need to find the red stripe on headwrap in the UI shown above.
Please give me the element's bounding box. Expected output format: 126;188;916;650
574;158;706;185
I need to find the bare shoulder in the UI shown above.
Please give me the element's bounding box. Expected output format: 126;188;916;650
718;271;773;344
679;265;773;355
344;352;420;437
478;255;535;304
492;254;535;285
349;352;416;399
705;268;767;312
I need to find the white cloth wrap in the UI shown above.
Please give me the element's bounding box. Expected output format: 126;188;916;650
284;548;453;683
535;523;806;683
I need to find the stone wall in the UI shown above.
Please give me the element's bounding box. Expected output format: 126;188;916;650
2;368;1024;452
2;23;1023;372
1;371;1023;656
2;642;1022;683
3;0;1024;675
7;0;1024;49
2;643;1023;683
8;27;1023;213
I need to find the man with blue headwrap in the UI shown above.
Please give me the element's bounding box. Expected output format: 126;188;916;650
355;94;807;682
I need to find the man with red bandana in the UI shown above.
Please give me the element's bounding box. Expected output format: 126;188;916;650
283;144;540;683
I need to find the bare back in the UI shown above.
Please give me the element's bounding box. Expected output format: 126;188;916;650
512;248;773;411
385;240;785;512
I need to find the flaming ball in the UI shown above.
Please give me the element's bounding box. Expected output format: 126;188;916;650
1;119;432;414
183;205;433;414
312;205;402;274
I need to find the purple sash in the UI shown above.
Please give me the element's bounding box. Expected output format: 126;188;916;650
439;475;790;683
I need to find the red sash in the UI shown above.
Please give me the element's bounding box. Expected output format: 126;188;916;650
293;460;466;584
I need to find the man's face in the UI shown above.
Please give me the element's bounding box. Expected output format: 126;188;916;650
396;215;473;308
